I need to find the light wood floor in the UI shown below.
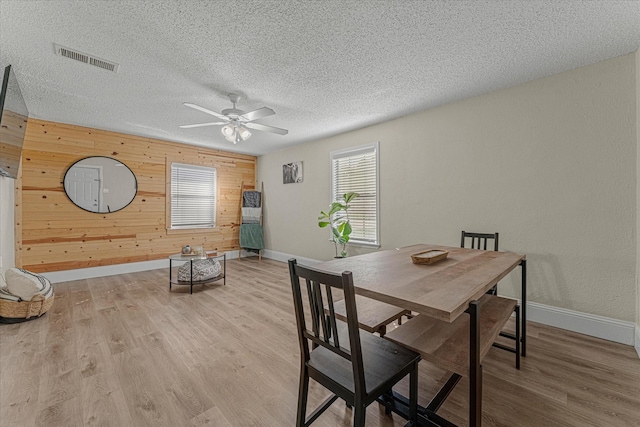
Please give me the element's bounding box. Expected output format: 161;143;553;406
1;258;639;427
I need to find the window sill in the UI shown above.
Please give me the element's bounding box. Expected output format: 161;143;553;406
347;240;380;249
166;227;217;235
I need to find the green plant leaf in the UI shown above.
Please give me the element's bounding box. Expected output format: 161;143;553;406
332;227;340;238
343;192;359;204
328;202;345;216
318;221;330;228
343;221;352;236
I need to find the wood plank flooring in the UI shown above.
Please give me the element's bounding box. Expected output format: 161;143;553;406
1;258;639;426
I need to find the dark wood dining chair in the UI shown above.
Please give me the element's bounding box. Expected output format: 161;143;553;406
461;231;499;295
461;231;521;368
461;230;499;251
288;259;421;427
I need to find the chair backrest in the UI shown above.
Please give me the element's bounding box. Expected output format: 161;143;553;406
288;259;365;392
461;231;499;251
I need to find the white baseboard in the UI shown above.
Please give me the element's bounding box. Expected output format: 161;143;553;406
635;326;640;358
262;249;321;266
526;301;636;346
43;251;240;283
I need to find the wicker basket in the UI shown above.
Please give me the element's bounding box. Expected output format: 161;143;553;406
411;249;449;265
0;293;55;323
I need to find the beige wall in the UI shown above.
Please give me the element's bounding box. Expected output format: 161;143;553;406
636;47;640;334
258;53;637;322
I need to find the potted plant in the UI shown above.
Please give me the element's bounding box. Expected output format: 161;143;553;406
318;192;359;258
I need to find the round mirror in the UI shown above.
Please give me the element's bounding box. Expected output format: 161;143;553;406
64;156;137;213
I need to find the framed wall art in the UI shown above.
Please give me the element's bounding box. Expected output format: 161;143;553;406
283;161;303;184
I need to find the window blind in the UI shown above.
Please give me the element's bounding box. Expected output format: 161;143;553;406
331;143;379;245
171;163;216;229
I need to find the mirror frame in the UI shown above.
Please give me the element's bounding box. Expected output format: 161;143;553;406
63;156;138;214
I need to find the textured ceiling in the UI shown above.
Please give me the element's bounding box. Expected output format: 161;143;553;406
1;1;639;156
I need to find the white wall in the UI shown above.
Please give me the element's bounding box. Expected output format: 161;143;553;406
258;54;637;323
0;175;16;277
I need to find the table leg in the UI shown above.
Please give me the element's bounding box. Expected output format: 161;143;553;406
469;300;482;427
223;253;226;285
520;259;527;357
190;259;194;294
169;259;172;291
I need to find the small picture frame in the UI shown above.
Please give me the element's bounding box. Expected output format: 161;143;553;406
283;161;303;184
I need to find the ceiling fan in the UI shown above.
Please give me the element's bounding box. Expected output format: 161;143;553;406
179;93;288;144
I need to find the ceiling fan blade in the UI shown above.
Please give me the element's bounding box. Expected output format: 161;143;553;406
179;122;227;129
240;107;275;122
245;122;289;135
183;103;229;121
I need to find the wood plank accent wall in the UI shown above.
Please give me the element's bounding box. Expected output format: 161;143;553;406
18;119;256;272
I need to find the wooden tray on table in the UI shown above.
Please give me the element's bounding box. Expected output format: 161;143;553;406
411;249;448;265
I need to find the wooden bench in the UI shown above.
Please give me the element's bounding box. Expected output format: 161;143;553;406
384;294;518;376
330;295;411;337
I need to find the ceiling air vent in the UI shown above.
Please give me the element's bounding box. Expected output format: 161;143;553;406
54;44;119;73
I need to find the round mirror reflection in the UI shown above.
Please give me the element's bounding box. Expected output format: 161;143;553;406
64;156;137;213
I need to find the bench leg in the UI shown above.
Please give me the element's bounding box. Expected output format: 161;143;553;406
515;304;521;370
378;325;387;337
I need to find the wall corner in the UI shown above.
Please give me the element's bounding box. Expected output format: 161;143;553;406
636;47;640;352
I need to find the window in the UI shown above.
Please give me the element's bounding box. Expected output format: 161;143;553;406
170;163;216;229
330;142;379;246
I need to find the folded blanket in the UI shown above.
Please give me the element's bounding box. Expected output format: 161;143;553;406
242;191;261;208
0;286;20;301
177;259;221;282
5;268;54;301
242;207;261;223
240;224;264;250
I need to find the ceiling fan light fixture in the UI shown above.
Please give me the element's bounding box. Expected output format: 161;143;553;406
222;123;251;144
221;124;235;138
238;126;251;140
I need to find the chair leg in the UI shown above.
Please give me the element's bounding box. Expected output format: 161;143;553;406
409;364;418;424
353;402;366;427
382;389;393;415
296;366;309;427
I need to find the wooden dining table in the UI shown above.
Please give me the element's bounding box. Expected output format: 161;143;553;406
313;243;527;427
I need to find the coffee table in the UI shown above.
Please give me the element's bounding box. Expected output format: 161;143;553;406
168;251;226;294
